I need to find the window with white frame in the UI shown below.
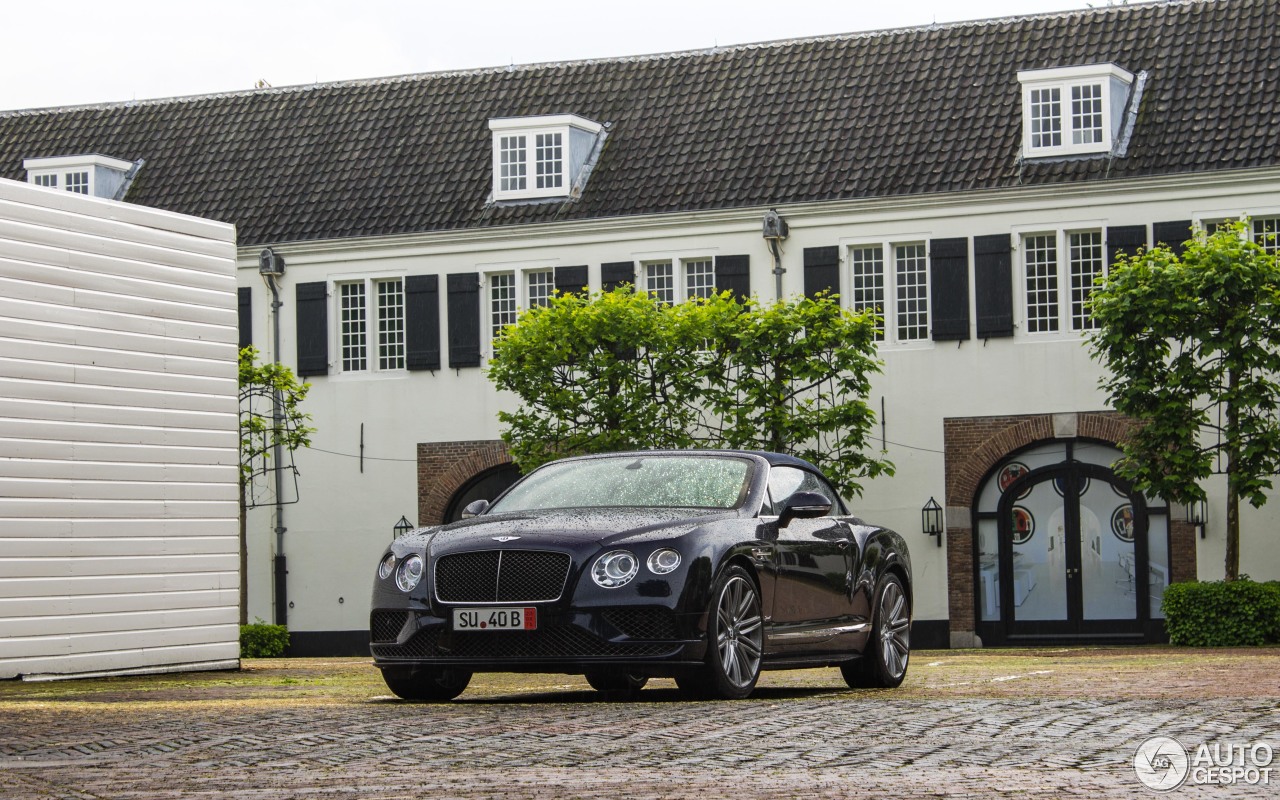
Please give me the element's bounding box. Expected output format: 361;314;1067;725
1018;64;1133;158
489;115;604;201
845;242;929;343
641;258;717;304
1253;217;1279;254
487;269;557;342
33;173;57;188
1022;229;1105;334
337;277;405;373
684;258;716;300
65;171;89;194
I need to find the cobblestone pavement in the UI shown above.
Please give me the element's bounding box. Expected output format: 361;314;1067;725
1;654;1278;799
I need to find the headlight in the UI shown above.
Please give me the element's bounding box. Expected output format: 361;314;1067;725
396;554;424;592
378;553;397;580
592;550;639;588
647;548;681;575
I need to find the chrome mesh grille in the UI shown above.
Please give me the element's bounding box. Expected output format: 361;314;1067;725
435;550;570;603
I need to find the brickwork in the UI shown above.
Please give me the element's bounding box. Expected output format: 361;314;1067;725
417;440;511;526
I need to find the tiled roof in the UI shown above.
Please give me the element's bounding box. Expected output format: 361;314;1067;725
0;0;1274;247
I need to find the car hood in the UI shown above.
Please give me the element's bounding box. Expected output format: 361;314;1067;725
413;508;738;553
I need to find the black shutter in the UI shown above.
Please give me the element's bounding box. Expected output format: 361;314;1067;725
447;273;481;369
295;282;329;376
974;234;1013;339
237;286;252;350
803;246;839;299
554;265;588;296
1107;225;1148;266
930;237;970;341
1153;220;1193;255
601;261;635;293
405;275;440;371
714;255;750;301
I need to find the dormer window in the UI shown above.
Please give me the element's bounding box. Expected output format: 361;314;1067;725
23;154;137;199
1018;64;1134;158
488;115;605;202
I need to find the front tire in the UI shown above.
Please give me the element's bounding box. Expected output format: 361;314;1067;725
585;671;648;700
841;573;910;689
677;565;763;700
380;666;472;701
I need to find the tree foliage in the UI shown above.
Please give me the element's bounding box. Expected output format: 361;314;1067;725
1089;220;1280;579
487;289;892;499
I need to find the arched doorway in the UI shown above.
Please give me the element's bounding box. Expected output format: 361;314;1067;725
442;463;522;523
973;440;1170;644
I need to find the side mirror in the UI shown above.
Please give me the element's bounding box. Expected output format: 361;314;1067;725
777;491;832;528
461;499;490;519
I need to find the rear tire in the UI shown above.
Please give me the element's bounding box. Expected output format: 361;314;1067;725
380;666;472;701
584;671;648;700
678;565;763;700
841;573;910;689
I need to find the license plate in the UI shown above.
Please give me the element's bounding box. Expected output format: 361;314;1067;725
453;607;537;631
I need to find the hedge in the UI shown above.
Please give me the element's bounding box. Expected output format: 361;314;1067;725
1162;579;1280;647
240;620;290;658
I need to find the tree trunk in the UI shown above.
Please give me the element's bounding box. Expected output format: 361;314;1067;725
239;480;249;625
1225;369;1241;581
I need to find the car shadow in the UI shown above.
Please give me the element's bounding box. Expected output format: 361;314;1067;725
371;685;847;704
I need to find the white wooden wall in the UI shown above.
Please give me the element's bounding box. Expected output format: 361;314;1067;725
0;178;239;679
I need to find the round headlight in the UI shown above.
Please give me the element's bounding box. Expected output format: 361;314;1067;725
646;548;681;575
378;553;397;580
592;550;639;588
396;554;424;592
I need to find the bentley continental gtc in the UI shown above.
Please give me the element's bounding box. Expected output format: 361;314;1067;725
370;450;912;700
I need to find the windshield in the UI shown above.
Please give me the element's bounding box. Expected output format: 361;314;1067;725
489;455;754;513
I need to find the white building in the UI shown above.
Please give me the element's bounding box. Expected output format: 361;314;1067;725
2;0;1276;653
0;176;240;678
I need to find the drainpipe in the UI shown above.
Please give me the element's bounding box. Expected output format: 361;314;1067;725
259;249;288;628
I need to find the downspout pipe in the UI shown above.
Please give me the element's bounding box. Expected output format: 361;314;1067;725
259;249;288;628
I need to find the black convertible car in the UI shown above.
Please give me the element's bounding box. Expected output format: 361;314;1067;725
370;450;911;700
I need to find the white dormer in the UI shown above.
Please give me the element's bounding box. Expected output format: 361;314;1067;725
23;154;137;199
1017;64;1135;159
488;114;605;202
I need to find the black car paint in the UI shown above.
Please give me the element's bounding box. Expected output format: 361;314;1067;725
370;451;911;677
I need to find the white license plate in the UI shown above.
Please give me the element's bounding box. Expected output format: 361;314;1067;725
453;607;537;631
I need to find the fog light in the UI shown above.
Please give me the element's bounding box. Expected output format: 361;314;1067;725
647;549;681;575
396;554;424;592
592;550;639;588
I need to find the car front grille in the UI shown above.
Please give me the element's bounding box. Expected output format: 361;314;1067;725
371;625;680;661
602;607;678;640
434;550;571;603
370;610;409;644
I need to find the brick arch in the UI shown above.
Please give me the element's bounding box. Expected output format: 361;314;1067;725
417;440;512;526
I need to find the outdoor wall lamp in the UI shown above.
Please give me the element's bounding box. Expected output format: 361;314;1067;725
1186;498;1208;539
922;497;943;547
393;515;415;540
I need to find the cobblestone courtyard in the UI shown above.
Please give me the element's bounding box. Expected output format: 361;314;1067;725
1;648;1276;799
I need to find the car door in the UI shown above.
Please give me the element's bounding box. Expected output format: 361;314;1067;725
764;466;859;654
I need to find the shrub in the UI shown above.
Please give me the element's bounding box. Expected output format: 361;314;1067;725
1162;579;1280;646
240;619;289;658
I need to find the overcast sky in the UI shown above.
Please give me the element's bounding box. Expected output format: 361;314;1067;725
2;0;1119;112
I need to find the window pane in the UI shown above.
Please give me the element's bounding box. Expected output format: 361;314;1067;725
1025;234;1059;333
684;258;715;300
490;273;517;339
1254;218;1279;255
377;278;405;370
535;132;563;190
849;246;885;341
34;174;56;188
1029;87;1062;148
1071;84;1104;145
1069;231;1103;331
645;261;674;305
66;171;89;194
527;270;554;308
340;282;367;372
894;244;928;341
500;135;526;192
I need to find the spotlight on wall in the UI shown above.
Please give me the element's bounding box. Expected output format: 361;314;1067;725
922;497;943;548
1186;498;1208;539
392;515;415;540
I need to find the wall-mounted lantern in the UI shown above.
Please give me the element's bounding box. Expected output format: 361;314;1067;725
393;515;415;540
1186;498;1208;539
922;497;944;547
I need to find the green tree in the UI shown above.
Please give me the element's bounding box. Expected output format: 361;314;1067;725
238;346;314;624
487;289;891;499
1089;220;1280;580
